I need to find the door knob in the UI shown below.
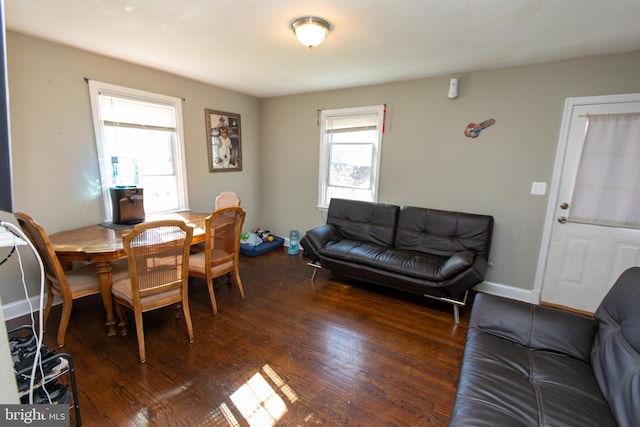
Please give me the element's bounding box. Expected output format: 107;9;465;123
560;202;569;210
557;216;567;224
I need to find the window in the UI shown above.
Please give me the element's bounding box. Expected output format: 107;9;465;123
318;105;385;209
88;81;188;220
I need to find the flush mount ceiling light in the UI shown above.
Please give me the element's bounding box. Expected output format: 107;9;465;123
290;16;332;49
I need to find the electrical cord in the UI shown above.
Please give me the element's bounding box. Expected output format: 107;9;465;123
0;220;48;404
0;245;16;267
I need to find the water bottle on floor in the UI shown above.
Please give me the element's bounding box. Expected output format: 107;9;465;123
288;230;299;255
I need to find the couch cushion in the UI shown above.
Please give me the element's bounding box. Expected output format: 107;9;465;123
395;206;493;258
592;266;640;427
320;239;471;282
470;293;597;362
326;198;399;247
450;328;617;426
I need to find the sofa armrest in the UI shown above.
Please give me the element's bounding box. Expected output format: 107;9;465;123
305;224;343;251
470;292;597;362
439;251;474;280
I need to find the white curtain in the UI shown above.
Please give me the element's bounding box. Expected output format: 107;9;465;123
570;112;640;228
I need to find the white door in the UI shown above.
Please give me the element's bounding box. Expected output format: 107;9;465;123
540;94;640;313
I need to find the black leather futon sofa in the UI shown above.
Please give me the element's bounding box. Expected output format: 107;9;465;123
300;198;494;322
450;267;640;426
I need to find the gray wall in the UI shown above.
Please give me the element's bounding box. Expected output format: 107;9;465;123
260;52;640;292
2;28;640;308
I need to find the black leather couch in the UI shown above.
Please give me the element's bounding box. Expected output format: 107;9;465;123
450;267;640;426
300;198;494;322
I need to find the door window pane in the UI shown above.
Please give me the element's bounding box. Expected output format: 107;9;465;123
570;113;640;228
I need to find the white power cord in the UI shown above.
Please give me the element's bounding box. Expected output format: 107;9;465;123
1;220;47;404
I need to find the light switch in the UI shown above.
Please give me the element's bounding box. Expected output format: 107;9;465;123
531;182;547;196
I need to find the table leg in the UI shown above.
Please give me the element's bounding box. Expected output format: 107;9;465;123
95;262;116;336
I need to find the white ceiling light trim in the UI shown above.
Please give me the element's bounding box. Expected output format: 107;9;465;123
290;16;332;49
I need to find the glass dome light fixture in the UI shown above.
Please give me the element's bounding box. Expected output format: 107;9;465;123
290;16;332;49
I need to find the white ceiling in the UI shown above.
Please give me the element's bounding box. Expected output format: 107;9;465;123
5;0;640;98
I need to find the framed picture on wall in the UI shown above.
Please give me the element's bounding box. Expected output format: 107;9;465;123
205;109;242;172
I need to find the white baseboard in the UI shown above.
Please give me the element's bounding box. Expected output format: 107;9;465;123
476;281;540;304
2;294;57;321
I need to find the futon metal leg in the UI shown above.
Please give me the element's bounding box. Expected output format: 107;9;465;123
424;290;467;324
308;261;322;281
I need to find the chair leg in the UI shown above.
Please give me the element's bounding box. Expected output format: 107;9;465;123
134;309;146;363
453;305;460;324
207;278;219;315
56;299;73;347
115;304;128;336
182;298;194;343
42;290;54;333
233;268;245;300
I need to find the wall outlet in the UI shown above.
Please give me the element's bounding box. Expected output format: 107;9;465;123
531;182;547;196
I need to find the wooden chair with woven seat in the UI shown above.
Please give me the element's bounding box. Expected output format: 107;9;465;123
188;206;246;315
214;191;241;209
14;212;128;347
111;219;194;363
191;191;241;255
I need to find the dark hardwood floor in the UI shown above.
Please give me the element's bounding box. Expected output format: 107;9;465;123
7;249;473;426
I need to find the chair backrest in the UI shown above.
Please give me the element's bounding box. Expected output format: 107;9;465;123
122;220;193;299
14;212;68;292
214;191;241;209
204;206;246;266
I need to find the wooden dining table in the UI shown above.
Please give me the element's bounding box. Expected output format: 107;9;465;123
49;211;208;336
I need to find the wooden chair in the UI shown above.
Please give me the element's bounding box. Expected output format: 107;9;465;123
188;206;246;315
111;220;194;363
14;212;128;347
214;191;241;209
191;191;241;255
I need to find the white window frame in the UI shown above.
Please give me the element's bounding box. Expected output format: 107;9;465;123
88;81;189;220
318;105;385;209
